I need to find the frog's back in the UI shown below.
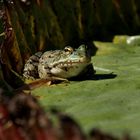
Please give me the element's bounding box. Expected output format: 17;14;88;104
23;52;43;79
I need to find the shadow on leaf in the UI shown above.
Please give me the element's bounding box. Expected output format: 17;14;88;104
92;73;117;80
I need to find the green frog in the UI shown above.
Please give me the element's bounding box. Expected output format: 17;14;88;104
23;44;94;81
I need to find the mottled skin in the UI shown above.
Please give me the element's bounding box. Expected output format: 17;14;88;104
23;52;43;80
23;45;92;80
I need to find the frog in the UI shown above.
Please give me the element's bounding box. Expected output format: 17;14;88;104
23;44;94;81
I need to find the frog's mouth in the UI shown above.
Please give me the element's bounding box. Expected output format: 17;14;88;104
54;57;91;68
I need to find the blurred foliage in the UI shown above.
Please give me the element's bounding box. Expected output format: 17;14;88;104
0;0;140;87
0;89;133;140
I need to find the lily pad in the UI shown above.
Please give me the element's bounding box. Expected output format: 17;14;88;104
32;40;140;138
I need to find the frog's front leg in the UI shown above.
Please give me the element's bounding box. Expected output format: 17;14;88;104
45;76;69;82
38;63;68;82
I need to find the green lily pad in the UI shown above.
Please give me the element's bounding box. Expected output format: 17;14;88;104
32;40;140;138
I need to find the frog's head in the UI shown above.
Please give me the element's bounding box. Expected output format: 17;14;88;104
50;44;91;78
65;44;91;63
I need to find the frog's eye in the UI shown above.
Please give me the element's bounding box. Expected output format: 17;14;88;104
64;46;74;54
